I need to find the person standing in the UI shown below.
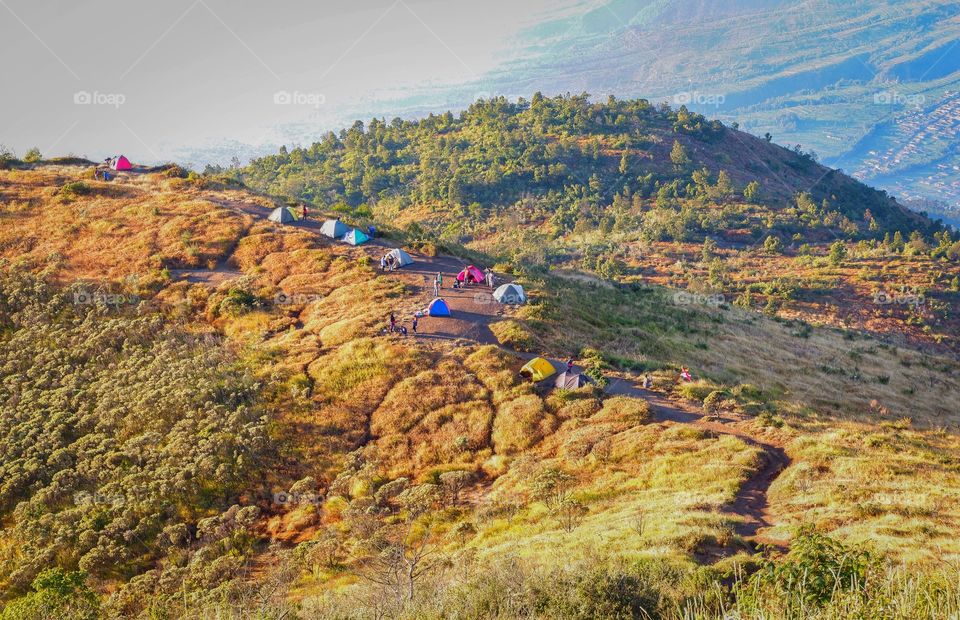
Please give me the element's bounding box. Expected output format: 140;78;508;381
486;268;495;289
380;255;386;271
412;316;419;334
390;313;396;333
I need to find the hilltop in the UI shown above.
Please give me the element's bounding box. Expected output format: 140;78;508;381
235;95;960;352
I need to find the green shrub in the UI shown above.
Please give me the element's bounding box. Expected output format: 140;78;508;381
22;147;41;164
743;526;875;609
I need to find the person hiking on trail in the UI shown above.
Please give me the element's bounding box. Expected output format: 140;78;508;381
389;313;396;333
679;367;693;382
412;316;418;334
642;374;653;389
566;358;575;373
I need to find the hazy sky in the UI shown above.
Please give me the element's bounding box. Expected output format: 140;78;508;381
0;0;587;165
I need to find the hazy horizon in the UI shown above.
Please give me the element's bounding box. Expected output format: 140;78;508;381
0;0;589;165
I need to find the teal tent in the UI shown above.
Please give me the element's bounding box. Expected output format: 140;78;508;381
343;228;370;245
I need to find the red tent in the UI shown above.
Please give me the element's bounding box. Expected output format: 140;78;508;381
111;155;132;171
457;265;484;283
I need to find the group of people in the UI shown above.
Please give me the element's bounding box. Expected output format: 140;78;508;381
386;312;418;337
379;254;399;272
380;261;699;390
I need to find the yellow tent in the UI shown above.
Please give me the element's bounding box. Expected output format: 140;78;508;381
520;357;557;382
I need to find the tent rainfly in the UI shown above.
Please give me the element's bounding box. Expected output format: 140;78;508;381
493;283;526;304
268;207;297;224
457;265;485;283
111;155;132;171
555;371;591;389
343;228;370;245
520;357;557;382
320;219;349;239
385;248;414;268
427;297;451;317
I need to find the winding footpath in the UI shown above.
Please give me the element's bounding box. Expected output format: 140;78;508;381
172;197;792;552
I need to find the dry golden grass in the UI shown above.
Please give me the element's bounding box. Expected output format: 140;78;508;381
0;167;250;280
768;419;960;563
6;163;960;578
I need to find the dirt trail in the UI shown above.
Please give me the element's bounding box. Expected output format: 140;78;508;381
174;197;791;550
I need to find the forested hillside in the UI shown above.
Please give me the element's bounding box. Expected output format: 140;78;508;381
240;94;929;238
237;95;960;351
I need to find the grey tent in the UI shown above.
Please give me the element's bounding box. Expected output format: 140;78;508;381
555;371;591;389
268;207;296;224
320;219;349;238
493;283;526;304
385;248;413;268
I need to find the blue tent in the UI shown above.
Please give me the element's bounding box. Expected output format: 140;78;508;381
428;297;450;317
343;228;370;246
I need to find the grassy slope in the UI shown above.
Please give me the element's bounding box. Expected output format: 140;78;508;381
2;164;960;614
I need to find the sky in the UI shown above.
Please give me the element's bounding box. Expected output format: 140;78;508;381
0;0;588;166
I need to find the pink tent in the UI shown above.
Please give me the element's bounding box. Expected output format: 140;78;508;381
457;265;485;283
111;155;132;171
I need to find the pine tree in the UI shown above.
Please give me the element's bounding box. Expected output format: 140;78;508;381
743;180;761;203
892;231;905;252
829;240;848;265
716;170;733;197
670;140;690;170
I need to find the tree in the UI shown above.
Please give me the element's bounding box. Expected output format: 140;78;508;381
829;240;847;265
715;170;733;197
891;231;905;252
618;151;630;175
702;237;717;262
0;568;100;620
764;235;783;254
743;180;761;203
532;467;576;510
23;147;42;163
670;140;690;170
439;470;473;507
